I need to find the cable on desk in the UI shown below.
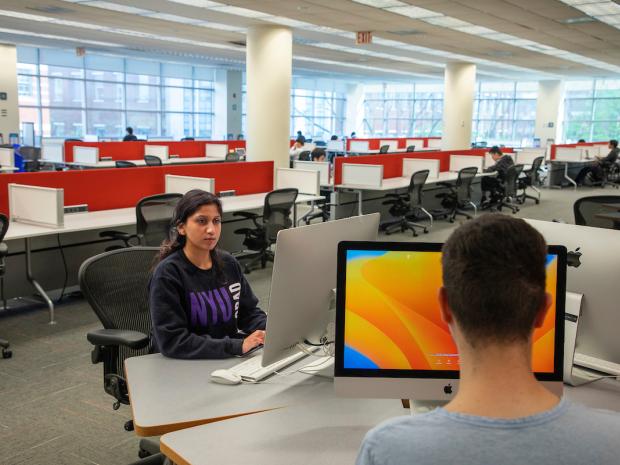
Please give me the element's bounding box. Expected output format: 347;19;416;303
55;234;69;304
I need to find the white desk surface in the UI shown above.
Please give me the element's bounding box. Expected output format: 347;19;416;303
65;156;224;168
160;379;620;465
336;171;493;192
1;166;18;172
124;353;334;437
4;193;323;241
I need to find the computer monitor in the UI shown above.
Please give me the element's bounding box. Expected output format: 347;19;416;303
261;214;380;366
526;219;620;376
334;241;566;400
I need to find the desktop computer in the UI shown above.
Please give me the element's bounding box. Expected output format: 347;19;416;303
334;241;566;400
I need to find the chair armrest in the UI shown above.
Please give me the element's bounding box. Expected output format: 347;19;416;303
87;328;149;350
99;231;140;246
0;242;7;258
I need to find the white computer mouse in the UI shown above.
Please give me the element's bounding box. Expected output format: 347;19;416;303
210;369;242;385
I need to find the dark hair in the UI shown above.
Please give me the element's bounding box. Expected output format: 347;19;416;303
610;139;618;148
489;146;502;156
126;127;133;134
441;214;547;347
295;137;305;145
311;149;325;161
158;189;225;281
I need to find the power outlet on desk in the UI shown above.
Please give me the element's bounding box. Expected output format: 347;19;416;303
219;190;236;197
64;204;89;214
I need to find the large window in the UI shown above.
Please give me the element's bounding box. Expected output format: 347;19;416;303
563;80;620;143
17;47;215;142
362;82;443;137
472;81;537;147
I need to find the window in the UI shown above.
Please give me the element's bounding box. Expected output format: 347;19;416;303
563;80;620;142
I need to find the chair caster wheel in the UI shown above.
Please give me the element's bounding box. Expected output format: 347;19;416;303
138;449;150;459
423;229;429;234
449;218;455;223
2;349;12;359
124;420;134;432
385;230;391;236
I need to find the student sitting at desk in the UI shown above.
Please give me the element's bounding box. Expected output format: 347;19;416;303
357;214;620;465
123;126;138;142
149;190;267;359
575;139;619;185
311;149;326;162
481;146;514;205
289;138;306;160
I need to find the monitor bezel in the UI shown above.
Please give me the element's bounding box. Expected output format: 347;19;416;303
334;241;566;382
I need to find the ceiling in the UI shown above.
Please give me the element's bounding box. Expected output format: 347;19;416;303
1;0;620;81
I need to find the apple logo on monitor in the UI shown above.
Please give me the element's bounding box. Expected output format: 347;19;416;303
443;384;453;395
567;247;582;268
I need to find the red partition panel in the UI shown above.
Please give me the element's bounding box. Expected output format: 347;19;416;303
0;161;272;216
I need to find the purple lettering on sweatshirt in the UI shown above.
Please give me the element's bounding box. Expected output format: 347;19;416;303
220;287;233;322
201;291;218;326
189;292;207;327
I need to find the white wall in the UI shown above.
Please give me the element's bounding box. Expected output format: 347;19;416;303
442;63;476;150
0;44;19;139
535;80;564;146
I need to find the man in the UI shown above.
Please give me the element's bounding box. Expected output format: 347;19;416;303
123;127;138;142
575;139;619;185
356;214;620;465
481;146;514;205
296;130;306;144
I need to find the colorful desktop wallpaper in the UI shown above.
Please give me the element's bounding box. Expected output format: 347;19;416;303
343;250;558;373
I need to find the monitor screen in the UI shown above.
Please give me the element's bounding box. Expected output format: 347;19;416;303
335;242;566;382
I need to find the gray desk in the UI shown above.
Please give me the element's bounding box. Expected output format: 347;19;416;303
550;159;593;189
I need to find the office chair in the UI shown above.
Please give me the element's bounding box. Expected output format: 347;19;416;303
406;145;415;152
298;150;311;161
115;160;138;168
227;133;234;140
180;137;194;141
517;156;544;205
99;194;183;250
233;188;298;274
237;134;244;140
574;195;620;229
144;155;162;166
299;188;333;225
225;151;240;162
0;214;11;359
380;170;433;236
437;167;478;223
80;247;164;464
65;138;83;142
496;164;524;214
330;135;338;141
379;144;390;154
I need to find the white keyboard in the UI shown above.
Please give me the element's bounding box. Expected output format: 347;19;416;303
228;349;310;382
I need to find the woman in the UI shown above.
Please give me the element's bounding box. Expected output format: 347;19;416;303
149;190;266;359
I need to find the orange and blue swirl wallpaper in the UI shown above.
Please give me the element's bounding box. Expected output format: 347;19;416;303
343;250;557;372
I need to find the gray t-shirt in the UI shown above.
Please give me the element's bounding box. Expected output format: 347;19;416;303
356;398;620;465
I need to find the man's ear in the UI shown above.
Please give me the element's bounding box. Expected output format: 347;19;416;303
534;292;553;328
439;287;453;325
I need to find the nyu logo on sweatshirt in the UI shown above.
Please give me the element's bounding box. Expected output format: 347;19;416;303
189;282;241;327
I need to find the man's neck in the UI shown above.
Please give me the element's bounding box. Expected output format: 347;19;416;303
445;344;560;419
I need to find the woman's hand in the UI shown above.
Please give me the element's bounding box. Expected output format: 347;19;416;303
242;330;265;354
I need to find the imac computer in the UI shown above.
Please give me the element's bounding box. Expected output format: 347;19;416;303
334;241;566;400
526;219;620;377
261;213;380;367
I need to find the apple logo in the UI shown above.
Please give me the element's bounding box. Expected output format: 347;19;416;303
567;247;582;268
443;384;453;395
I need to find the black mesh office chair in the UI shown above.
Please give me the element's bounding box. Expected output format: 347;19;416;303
437;167;478;222
233;188;298;274
574;195;620;229
237;134;244;140
330;135;338;141
0;214;12;359
180;137;195;141
298;150;311;161
144;155;162;166
517;156;544;205
225;152;240;162
115;160;138;168
100;194;182;250
379;145;390;154
496;164;524;214
406;145;415;152
380;170;433;236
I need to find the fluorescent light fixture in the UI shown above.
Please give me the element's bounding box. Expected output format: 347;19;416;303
385;5;442;19
0;27;124;47
144;12;204;24
167;0;221;6
208;5;270;18
294;55;437;78
579;3;620;15
202;23;246;32
266;16;313;28
603;14;620;24
424;16;469;28
351;0;407;7
81;1;151;15
453;25;495;34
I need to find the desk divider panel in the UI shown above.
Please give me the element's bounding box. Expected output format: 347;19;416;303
349;141;370;152
42;140;65;163
555;147;584;161
327;140;345;152
165;175;215;195
145;145;169;160
73;146;99;164
427;138;442;149
516;149;545;165
8;183;64;228
402;158;440;179
450;154;484;172
205;144;227;159
275;168;320;195
0;148;14;166
379;140;398;152
341;164;383;188
406;138;425;149
293;160;330;185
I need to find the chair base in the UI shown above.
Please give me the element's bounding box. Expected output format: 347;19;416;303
382;218;428;237
0;338;11;359
235;249;275;274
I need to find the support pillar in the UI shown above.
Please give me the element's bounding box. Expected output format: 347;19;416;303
441;62;476;151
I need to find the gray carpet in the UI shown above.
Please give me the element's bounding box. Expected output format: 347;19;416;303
0;186;609;464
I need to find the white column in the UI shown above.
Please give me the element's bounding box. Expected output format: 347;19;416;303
344;83;364;137
227;70;242;139
213;70;243;140
246;25;292;169
535;80;564;146
0;44;20;140
441;62;476;151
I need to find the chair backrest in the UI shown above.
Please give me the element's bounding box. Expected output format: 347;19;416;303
225;152;240;162
330;135;338;141
79;247;159;375
408;170;429;207
144;155;163;166
530;156;544;183
237;134;244;140
406;145;415;152
456;167;478;203
136;193;183;246
298;150;311;161
574;195;620;228
379;144;390;154
263;188;298;242
115;160;137;168
504;164;524;197
65;138;82;142
181;137;194;141
0;213;8;242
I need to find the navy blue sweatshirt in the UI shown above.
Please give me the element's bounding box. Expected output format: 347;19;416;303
149;249;267;359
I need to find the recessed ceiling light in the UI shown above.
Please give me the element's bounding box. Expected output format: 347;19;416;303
561;16;596;24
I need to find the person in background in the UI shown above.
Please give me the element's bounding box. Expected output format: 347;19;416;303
289;138;306;161
311;149;326;162
356;214;620;465
296;131;306;144
123;127;138;142
481;146;515;205
576;139;619;185
350;131;357;139
149;190;267;359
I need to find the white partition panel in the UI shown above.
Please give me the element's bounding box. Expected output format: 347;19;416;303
516;149;545;165
583;145;603;158
73;146;99;164
165;175;215;195
9;184;64;228
555;147;583;161
41;140;64;163
349;141;370;152
145;145;169;160
276;168;320;195
450;154;484;172
293;160;330;185
327;140;344;151
205;144;228;159
379;140;398;152
427;138;442;149
402;158;440;179
0;148;13;166
341;163;383;188
405;139;425;150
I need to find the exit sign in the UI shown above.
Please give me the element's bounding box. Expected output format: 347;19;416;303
356;31;373;45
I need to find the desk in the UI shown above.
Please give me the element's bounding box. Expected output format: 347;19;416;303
5;192;323;324
65;157;225;168
595;211;620;229
550;160;593;189
1;166;18;172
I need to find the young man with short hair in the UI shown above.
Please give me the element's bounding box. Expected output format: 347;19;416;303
356;214;620;465
481;146;515;205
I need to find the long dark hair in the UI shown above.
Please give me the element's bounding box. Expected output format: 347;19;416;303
157;189;226;281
